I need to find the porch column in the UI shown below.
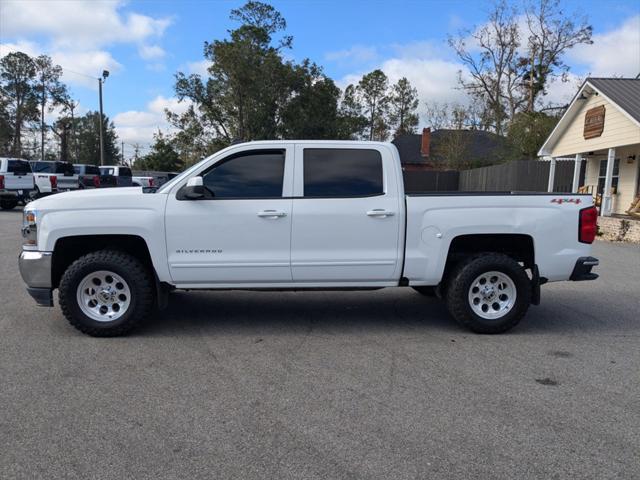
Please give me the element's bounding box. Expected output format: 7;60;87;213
572;153;583;193
601;147;615;216
547;157;557;192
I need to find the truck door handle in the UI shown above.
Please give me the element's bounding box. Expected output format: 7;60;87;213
367;209;395;218
257;210;287;218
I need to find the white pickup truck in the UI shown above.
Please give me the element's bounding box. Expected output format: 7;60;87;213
0;157;34;209
18;141;599;337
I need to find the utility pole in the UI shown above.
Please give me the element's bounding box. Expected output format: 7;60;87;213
121;140;125;164
98;70;109;165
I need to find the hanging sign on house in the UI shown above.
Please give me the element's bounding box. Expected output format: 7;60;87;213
583;105;605;139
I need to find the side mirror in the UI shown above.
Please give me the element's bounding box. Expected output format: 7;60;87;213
183;176;205;200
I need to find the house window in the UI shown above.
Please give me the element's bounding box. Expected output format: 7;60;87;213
597;158;619;194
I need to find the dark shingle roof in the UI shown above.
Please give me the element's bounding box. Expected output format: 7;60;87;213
588;78;640;124
392;129;511;167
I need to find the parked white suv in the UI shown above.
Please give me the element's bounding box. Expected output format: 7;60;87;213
18;141;599;336
0;157;35;209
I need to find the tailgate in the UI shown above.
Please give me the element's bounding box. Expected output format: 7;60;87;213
57;175;79;189
5;173;34;190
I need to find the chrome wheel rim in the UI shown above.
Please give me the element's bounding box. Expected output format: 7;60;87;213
76;270;131;322
467;271;516;320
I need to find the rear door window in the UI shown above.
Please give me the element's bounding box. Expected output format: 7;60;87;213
55;162;75;175
7;160;32;174
32;162;53;173
303;148;383;197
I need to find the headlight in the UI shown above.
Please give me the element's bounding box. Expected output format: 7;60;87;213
22;209;38;248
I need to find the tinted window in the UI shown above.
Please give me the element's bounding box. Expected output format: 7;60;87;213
32;161;53;173
118;167;132;177
54;162;74;175
100;167;114;175
202;150;285;198
84;165;100;175
8;160;31;174
303;149;383;197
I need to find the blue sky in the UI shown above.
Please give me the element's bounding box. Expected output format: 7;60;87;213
1;0;639;155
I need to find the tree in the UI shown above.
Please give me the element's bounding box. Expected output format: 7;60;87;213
336;84;367;140
523;0;592;111
449;0;593;133
136;132;184;171
172;1;294;144
168;1;362;156
0;52;38;156
424;100;487;131
33;55;68;160
507;111;558;159
388;77;419;138
279;61;343;139
357;69;389;141
0;93;13;155
73;111;119;165
449;1;523;135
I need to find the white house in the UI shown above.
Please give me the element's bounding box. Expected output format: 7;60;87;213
538;78;640;216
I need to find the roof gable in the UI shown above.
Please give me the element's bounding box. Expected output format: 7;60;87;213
538;78;640;156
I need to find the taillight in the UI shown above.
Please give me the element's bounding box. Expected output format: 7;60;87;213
149;178;154;187
50;175;57;189
93;175;100;187
579;206;598;244
0;175;4;189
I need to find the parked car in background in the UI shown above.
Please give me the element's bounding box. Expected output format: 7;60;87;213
99;166;132;187
73;164;101;189
30;161;79;195
0;157;35;209
132;175;154;188
18;140;599;337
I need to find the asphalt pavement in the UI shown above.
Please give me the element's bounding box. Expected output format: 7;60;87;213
1;208;639;480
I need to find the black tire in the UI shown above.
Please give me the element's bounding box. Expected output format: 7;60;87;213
445;253;531;334
0;198;18;210
59;250;154;337
412;286;436;297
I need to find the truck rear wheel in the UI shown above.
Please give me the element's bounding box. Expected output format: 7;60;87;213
59;250;154;337
1;198;18;210
445;253;531;334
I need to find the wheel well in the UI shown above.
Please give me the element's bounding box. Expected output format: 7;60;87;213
52;235;153;289
443;234;535;282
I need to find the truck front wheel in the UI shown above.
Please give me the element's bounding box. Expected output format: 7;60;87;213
445;253;531;334
59;250;154;336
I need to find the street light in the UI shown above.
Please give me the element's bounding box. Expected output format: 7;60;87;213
98;70;109;166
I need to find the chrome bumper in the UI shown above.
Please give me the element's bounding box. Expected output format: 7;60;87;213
19;250;54;306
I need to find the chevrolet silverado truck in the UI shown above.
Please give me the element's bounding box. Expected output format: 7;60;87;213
18;141;599;337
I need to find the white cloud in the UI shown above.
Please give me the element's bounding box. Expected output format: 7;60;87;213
569;15;640;77
2;1;171;50
325;45;378;64
336;55;467;127
187;60;210;76
138;44;166;61
113;95;191;147
0;40;122;89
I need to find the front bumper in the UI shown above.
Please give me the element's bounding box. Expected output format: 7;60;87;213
570;256;599;281
18;250;54;306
